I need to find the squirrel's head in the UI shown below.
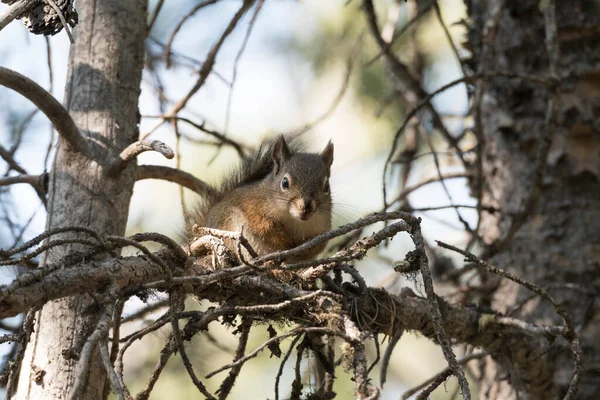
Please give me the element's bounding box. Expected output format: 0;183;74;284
269;136;334;223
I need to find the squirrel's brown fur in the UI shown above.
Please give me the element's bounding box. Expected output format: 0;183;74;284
185;135;334;262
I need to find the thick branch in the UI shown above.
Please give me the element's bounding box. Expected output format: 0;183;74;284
0;249;182;319
0;174;41;189
0;245;558;384
0;67;88;154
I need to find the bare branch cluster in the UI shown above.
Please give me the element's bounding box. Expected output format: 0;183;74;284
0;207;580;399
0;0;587;399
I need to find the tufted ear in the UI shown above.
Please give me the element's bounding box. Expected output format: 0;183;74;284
320;140;334;169
272;135;291;175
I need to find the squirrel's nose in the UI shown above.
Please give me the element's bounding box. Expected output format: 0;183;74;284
300;198;316;214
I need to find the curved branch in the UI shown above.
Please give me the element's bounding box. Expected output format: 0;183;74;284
135;165;217;198
108;140;174;176
144;115;247;158
0;67;88;154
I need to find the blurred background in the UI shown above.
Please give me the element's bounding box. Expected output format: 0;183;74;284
0;0;476;398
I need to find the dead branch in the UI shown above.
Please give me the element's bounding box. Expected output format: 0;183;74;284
108;140;174;176
0;0;33;31
134;335;175;400
343;316;379;399
411;223;471;399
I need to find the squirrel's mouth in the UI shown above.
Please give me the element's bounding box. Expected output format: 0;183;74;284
290;208;312;222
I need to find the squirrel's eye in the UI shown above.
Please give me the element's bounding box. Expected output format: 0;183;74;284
281;176;290;191
323;179;330;194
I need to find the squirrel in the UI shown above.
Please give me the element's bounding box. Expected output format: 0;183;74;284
185;135;334;262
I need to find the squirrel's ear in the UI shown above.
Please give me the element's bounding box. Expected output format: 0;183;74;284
320;140;334;169
272;135;291;174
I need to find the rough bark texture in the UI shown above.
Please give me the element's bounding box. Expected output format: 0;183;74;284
14;1;146;398
466;0;600;399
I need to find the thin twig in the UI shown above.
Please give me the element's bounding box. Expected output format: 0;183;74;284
164;0;220;67
432;1;469;80
134;335;175;400
402;352;487;399
107;236;173;280
5;308;37;397
143;0;254;140
274;334;303;400
223;0;265;136
364;2;433;67
217;318;252;399
206;327;340;379
45;0;74;43
363;0;467;175
412;228;471;398
170;292;216;400
120;300;168;324
100;339;126;400
147;0;165;34
144;115;247;158
380;328;403;387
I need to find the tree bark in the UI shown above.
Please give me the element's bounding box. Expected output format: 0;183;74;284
14;1;146;398
466;0;600;398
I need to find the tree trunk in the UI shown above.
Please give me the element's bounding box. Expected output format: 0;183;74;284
14;1;146;399
466;0;600;398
